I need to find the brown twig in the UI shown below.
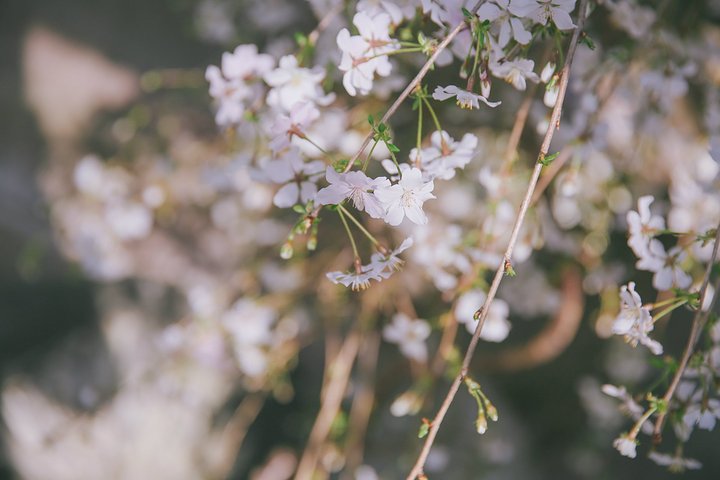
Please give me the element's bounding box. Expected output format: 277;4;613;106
294;330;361;479
342;331;380;478
652;220;720;443
405;3;589;478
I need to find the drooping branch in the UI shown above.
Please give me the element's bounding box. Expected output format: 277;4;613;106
406;2;590;478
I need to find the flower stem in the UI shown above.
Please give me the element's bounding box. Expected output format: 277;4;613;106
338;206;360;258
421;96;443;133
652;298;688;324
338;204;380;247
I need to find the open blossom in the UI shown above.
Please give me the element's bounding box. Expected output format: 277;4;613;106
509;0;577;30
648;451;702;472
264;55;334;112
455;289;512;342
263;150;324;208
635;243;692;291
409;131;479;180
612;433;637;458
357;0;414;25
683;394;720;431
326;264;384;291
315;167;390;218
612;282;662;355
627;195;665;257
382;313;431;362
375;167;435;226
206;44;274;126
337;12;398;96
478;0;532;47
267;101;320;153
490;58;540;91
433;85;501;109
370;237;413;278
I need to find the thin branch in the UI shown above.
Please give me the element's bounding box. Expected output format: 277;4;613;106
406;3;589;478
500;83;537;173
652;220;720;443
294;330;361;479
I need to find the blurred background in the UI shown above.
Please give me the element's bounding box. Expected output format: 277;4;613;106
0;0;719;479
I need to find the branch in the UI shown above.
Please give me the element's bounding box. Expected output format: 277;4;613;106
406;3;590;478
652;220;720;443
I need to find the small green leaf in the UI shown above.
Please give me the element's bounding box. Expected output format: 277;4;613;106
580;33;596;50
418;421;430;438
539;151;560;166
461;7;473;19
387;143;400;153
292;205;306;214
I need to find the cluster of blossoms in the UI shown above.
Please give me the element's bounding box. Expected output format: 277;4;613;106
22;0;720;478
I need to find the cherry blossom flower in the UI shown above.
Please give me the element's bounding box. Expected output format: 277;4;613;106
370;237;414;278
267;101;320;153
263;150;324;208
315;167;390;218
432;85;501;109
222;299;276;377
455;289;512;342
648;451;702;472
611;282;663;355
375;167;435;226
627;195;665;258
326;264;384;291
509;0;577;30
337;12;398;96
651;246;692;291
356;0;412;25
490;58;540;91
478;0;532;47
264;55;334;112
612;433;637;458
601;384;654;434
408;130;479;180
683;395;720;431
382;313;431;362
206;44;274;126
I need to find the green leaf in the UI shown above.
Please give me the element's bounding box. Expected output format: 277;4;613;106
539;151;560;166
461;7;473;19
292;205;306;214
418;420;430;438
580;33;596;50
387;143;400;153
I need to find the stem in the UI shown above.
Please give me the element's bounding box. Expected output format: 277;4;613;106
405;3;589;478
416;99;424;154
362;138;380;172
467;23;483;91
338;204;380;246
630;406;657;439
338;207;360;258
303;134;330;156
422;96;443;133
652;219;720;443
651;298;688;324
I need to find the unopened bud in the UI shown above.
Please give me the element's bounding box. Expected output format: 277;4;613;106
541;61;556;84
475;411;488;434
280;241;294;259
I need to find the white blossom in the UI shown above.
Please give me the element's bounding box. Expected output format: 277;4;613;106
612;434;637;458
509;0;576;30
455;289;512;342
648;451;702;472
612;282;663;355
267;101;320;153
627;195;665;258
337;12;398;96
370;237;414;278
315;167;390;218
408;130;479;180
375;167;436;226
383;313;431;362
263;150;324;208
264;55;334;112
683;395;720;431
432;85;501;109
326;264;384;291
479;0;532;47
490;58;540;91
